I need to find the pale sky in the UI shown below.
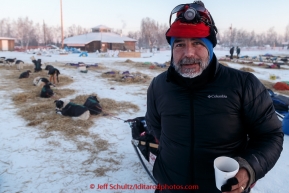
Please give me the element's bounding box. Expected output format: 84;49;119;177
1;0;289;35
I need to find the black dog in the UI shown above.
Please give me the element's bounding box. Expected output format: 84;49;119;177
54;99;90;120
19;70;31;79
40;83;54;98
83;96;102;115
48;68;60;84
45;64;54;71
15;60;24;64
39;77;50;85
5;58;16;64
34;59;42;72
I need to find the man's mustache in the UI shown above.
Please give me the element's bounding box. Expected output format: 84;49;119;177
179;58;202;65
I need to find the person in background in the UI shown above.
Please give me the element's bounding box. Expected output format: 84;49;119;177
237;46;241;59
145;1;283;193
230;46;235;59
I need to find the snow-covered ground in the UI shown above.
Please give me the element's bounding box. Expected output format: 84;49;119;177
0;49;288;193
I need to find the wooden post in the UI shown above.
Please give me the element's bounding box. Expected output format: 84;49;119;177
60;0;64;48
229;24;232;46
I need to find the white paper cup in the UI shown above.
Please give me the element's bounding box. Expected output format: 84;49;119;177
214;156;239;191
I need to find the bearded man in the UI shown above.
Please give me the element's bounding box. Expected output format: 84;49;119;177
145;1;283;193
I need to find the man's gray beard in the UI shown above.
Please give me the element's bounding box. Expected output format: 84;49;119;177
173;57;210;78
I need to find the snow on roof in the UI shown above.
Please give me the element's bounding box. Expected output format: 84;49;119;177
91;25;111;30
64;32;136;44
0;37;15;40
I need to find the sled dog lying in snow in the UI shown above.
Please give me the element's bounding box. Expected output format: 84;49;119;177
40;83;54;98
54;99;90;120
33;77;51;87
83;96;102;115
19;70;31;79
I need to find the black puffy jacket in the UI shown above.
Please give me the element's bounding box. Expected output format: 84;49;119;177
145;55;283;192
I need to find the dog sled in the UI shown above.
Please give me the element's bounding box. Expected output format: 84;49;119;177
125;117;158;184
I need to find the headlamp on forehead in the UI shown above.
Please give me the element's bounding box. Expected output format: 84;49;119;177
184;8;199;21
169;1;218;34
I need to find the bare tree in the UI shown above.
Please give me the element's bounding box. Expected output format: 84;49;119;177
33;23;43;46
0;18;14;38
235;29;246;46
140;17;159;51
0;18;6;36
127;31;139;39
67;24;89;37
266;27;277;47
14;17;26;47
218;29;229;46
51;25;62;47
45;26;53;45
218;27;235;47
13;17;37;48
284;23;289;42
67;24;77;37
276;34;284;46
248;31;256;47
156;23;169;47
255;33;266;47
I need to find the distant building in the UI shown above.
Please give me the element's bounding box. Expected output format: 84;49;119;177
63;25;137;52
0;37;15;51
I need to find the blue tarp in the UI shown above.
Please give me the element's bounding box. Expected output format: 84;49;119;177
64;47;81;53
283;113;289;135
79;52;88;57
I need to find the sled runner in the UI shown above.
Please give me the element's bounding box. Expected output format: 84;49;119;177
125;117;158;185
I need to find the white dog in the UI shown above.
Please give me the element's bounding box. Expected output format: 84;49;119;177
33;77;51;87
33;77;41;86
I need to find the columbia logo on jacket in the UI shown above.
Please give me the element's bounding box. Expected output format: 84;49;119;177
207;95;227;98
